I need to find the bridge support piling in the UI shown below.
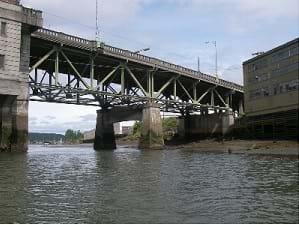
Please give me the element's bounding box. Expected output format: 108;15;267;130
139;103;164;150
94;109;116;150
0;95;28;152
177;109;235;140
222;108;234;135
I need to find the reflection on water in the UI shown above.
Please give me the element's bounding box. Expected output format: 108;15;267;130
0;145;298;223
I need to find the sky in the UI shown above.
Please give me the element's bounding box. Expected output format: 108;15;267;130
22;0;299;134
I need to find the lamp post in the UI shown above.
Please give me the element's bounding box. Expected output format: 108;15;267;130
205;41;218;80
133;47;150;54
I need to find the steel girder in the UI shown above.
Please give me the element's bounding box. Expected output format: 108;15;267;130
29;43;243;115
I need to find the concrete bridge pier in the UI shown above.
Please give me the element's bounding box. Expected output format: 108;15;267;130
177;108;235;140
222;108;234;135
94;109;116;150
138;103;164;150
0;95;28;152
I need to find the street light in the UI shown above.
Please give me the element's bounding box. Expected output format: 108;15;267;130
133;47;150;54
205;41;218;80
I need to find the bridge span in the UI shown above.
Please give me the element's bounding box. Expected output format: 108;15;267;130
0;1;243;152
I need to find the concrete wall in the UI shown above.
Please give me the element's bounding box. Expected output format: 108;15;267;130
0;1;42;152
178;110;234;139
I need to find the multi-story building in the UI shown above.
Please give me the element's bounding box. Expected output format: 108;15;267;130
243;38;298;139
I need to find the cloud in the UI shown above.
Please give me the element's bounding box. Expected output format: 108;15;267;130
79;114;97;122
24;0;298;133
45;115;56;120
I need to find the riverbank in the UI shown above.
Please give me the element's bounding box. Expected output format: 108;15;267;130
117;139;298;156
33;139;299;156
167;139;299;156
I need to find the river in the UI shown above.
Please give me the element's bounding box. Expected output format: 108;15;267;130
0;145;298;223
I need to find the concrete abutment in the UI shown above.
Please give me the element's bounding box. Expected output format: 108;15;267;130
0;1;42;152
93;103;164;151
177;109;235;140
0;95;28;152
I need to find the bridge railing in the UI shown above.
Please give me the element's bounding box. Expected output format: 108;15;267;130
34;28;96;50
33;28;243;92
103;44;243;91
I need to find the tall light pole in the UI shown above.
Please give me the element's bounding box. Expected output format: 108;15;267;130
133;47;150;54
197;56;200;72
205;41;218;80
95;0;100;41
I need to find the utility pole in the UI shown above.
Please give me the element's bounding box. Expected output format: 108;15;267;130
205;41;218;80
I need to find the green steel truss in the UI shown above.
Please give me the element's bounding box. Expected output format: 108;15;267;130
29;28;244;114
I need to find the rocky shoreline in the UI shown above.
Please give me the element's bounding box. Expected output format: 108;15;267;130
117;139;299;156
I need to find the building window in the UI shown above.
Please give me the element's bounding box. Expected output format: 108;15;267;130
247;59;268;73
290;46;299;57
1;22;7;37
272;62;299;76
273;80;299;95
0;55;4;69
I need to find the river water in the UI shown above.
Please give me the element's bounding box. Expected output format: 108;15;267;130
0;145;298;223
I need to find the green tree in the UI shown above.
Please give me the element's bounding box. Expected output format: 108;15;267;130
162;117;178;140
132;121;141;135
65;129;83;144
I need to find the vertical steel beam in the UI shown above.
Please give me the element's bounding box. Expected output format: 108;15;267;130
211;89;214;106
34;68;38;83
55;51;59;86
226;94;230;108
49;72;52;99
90;57;94;90
121;67;125;95
76;80;80;104
173;79;177;100
151;72;154;98
147;71;152;97
193;83;197;102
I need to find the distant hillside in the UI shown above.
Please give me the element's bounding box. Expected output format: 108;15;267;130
29;132;65;143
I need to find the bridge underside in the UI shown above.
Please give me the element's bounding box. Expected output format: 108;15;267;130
29;35;244;115
26;31;244;150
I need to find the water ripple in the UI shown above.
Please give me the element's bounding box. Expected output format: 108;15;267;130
0;146;298;223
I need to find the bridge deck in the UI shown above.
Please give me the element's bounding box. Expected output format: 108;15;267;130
31;28;243;93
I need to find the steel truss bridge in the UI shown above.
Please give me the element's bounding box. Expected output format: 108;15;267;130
29;28;243;114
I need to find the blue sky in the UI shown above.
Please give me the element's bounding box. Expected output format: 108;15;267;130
22;0;299;134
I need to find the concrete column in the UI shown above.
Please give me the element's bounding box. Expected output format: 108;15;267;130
0;95;27;152
11;98;28;152
139;103;164;150
222;108;234;135
94;109;116;150
0;96;13;151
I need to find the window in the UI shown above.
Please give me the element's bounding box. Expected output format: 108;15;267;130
1;22;7;37
247;59;268;73
290;46;299;57
273;80;299;95
0;55;4;69
272;62;299;76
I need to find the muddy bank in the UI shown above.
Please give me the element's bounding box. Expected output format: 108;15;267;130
166;139;299;156
35;139;299;156
117;139;298;156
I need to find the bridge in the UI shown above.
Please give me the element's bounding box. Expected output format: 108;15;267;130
0;1;244;152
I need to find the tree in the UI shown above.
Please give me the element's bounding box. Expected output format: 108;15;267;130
65;129;83;144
